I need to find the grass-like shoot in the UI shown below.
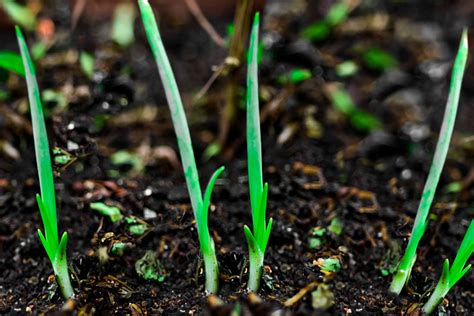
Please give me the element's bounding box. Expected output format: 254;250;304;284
389;30;468;295
16;26;74;299
243;13;273;292
137;0;224;294
422;220;473;314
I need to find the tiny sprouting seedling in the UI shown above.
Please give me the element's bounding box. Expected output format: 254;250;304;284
16;26;74;299
244;13;273;292
389;30;468;296
111;2;136;48
137;0;224;294
1;0;37;31
326;83;381;132
362;47;397;71
422;220;473;314
301;1;350;41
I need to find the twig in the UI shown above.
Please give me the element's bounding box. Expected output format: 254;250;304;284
283;281;319;307
184;0;226;48
71;0;88;31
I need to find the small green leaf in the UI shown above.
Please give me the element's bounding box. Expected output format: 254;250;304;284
317;257;341;273
112;3;136;47
0;51;25;76
90;202;123;223
203;142;221;161
55;232;69;264
200;166;225;243
362;47;397;71
328;218;343;235
124;216;151;236
335;60;358;77
2;0;37;31
53;147;74;165
262;217;273;252
350;109;381;131
111;150;144;175
312;227;326;237
31;41;48;60
80;51;94;79
278;68;312;85
328;85;381;131
326;2;349;26
308;237;323;249
43;89;67;109
244;225;259;254
135;250;166;282
111;242;127;255
444;181;463;193
301;20;331;41
328;86;355;115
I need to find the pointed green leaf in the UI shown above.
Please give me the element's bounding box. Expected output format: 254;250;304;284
451;264;471;288
36;194;58;248
247;12;263;216
138;0;202;216
17;26;57;228
37;229;54;262
391;31;468;295
255;182;268;243
2;0;37;31
55;232;69;265
200;166;225;229
449;220;474;277
244;225;259;255
262;217;273;252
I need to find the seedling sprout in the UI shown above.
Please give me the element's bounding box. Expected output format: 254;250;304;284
389;30;469;295
16;26;74;299
244;13;273;292
422;220;473;314
137;0;224;294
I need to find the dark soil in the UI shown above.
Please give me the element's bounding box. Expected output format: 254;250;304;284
1;0;473;315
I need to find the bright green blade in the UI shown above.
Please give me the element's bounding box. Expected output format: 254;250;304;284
247;13;263;217
449;220;474;285
16;26;58;246
390;30;468;295
137;0;202;214
0;50;25;76
412;29;468;231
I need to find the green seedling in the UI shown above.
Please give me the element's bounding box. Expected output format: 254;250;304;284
335;60;358;77
135;250;166;282
316;257;341;274
362;47;397;71
90;202;123;223
244;13;273;292
80;51;94;79
389;30;468;296
301;1;350;41
112;2;136;48
16;26;74;299
277;68;312;85
138;0;224;294
1;0;37;31
423;220;473;314
327;83;381;132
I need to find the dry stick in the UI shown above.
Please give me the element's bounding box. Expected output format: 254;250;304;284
184;0;226;48
219;0;254;147
71;0;88;31
283;281;319;307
